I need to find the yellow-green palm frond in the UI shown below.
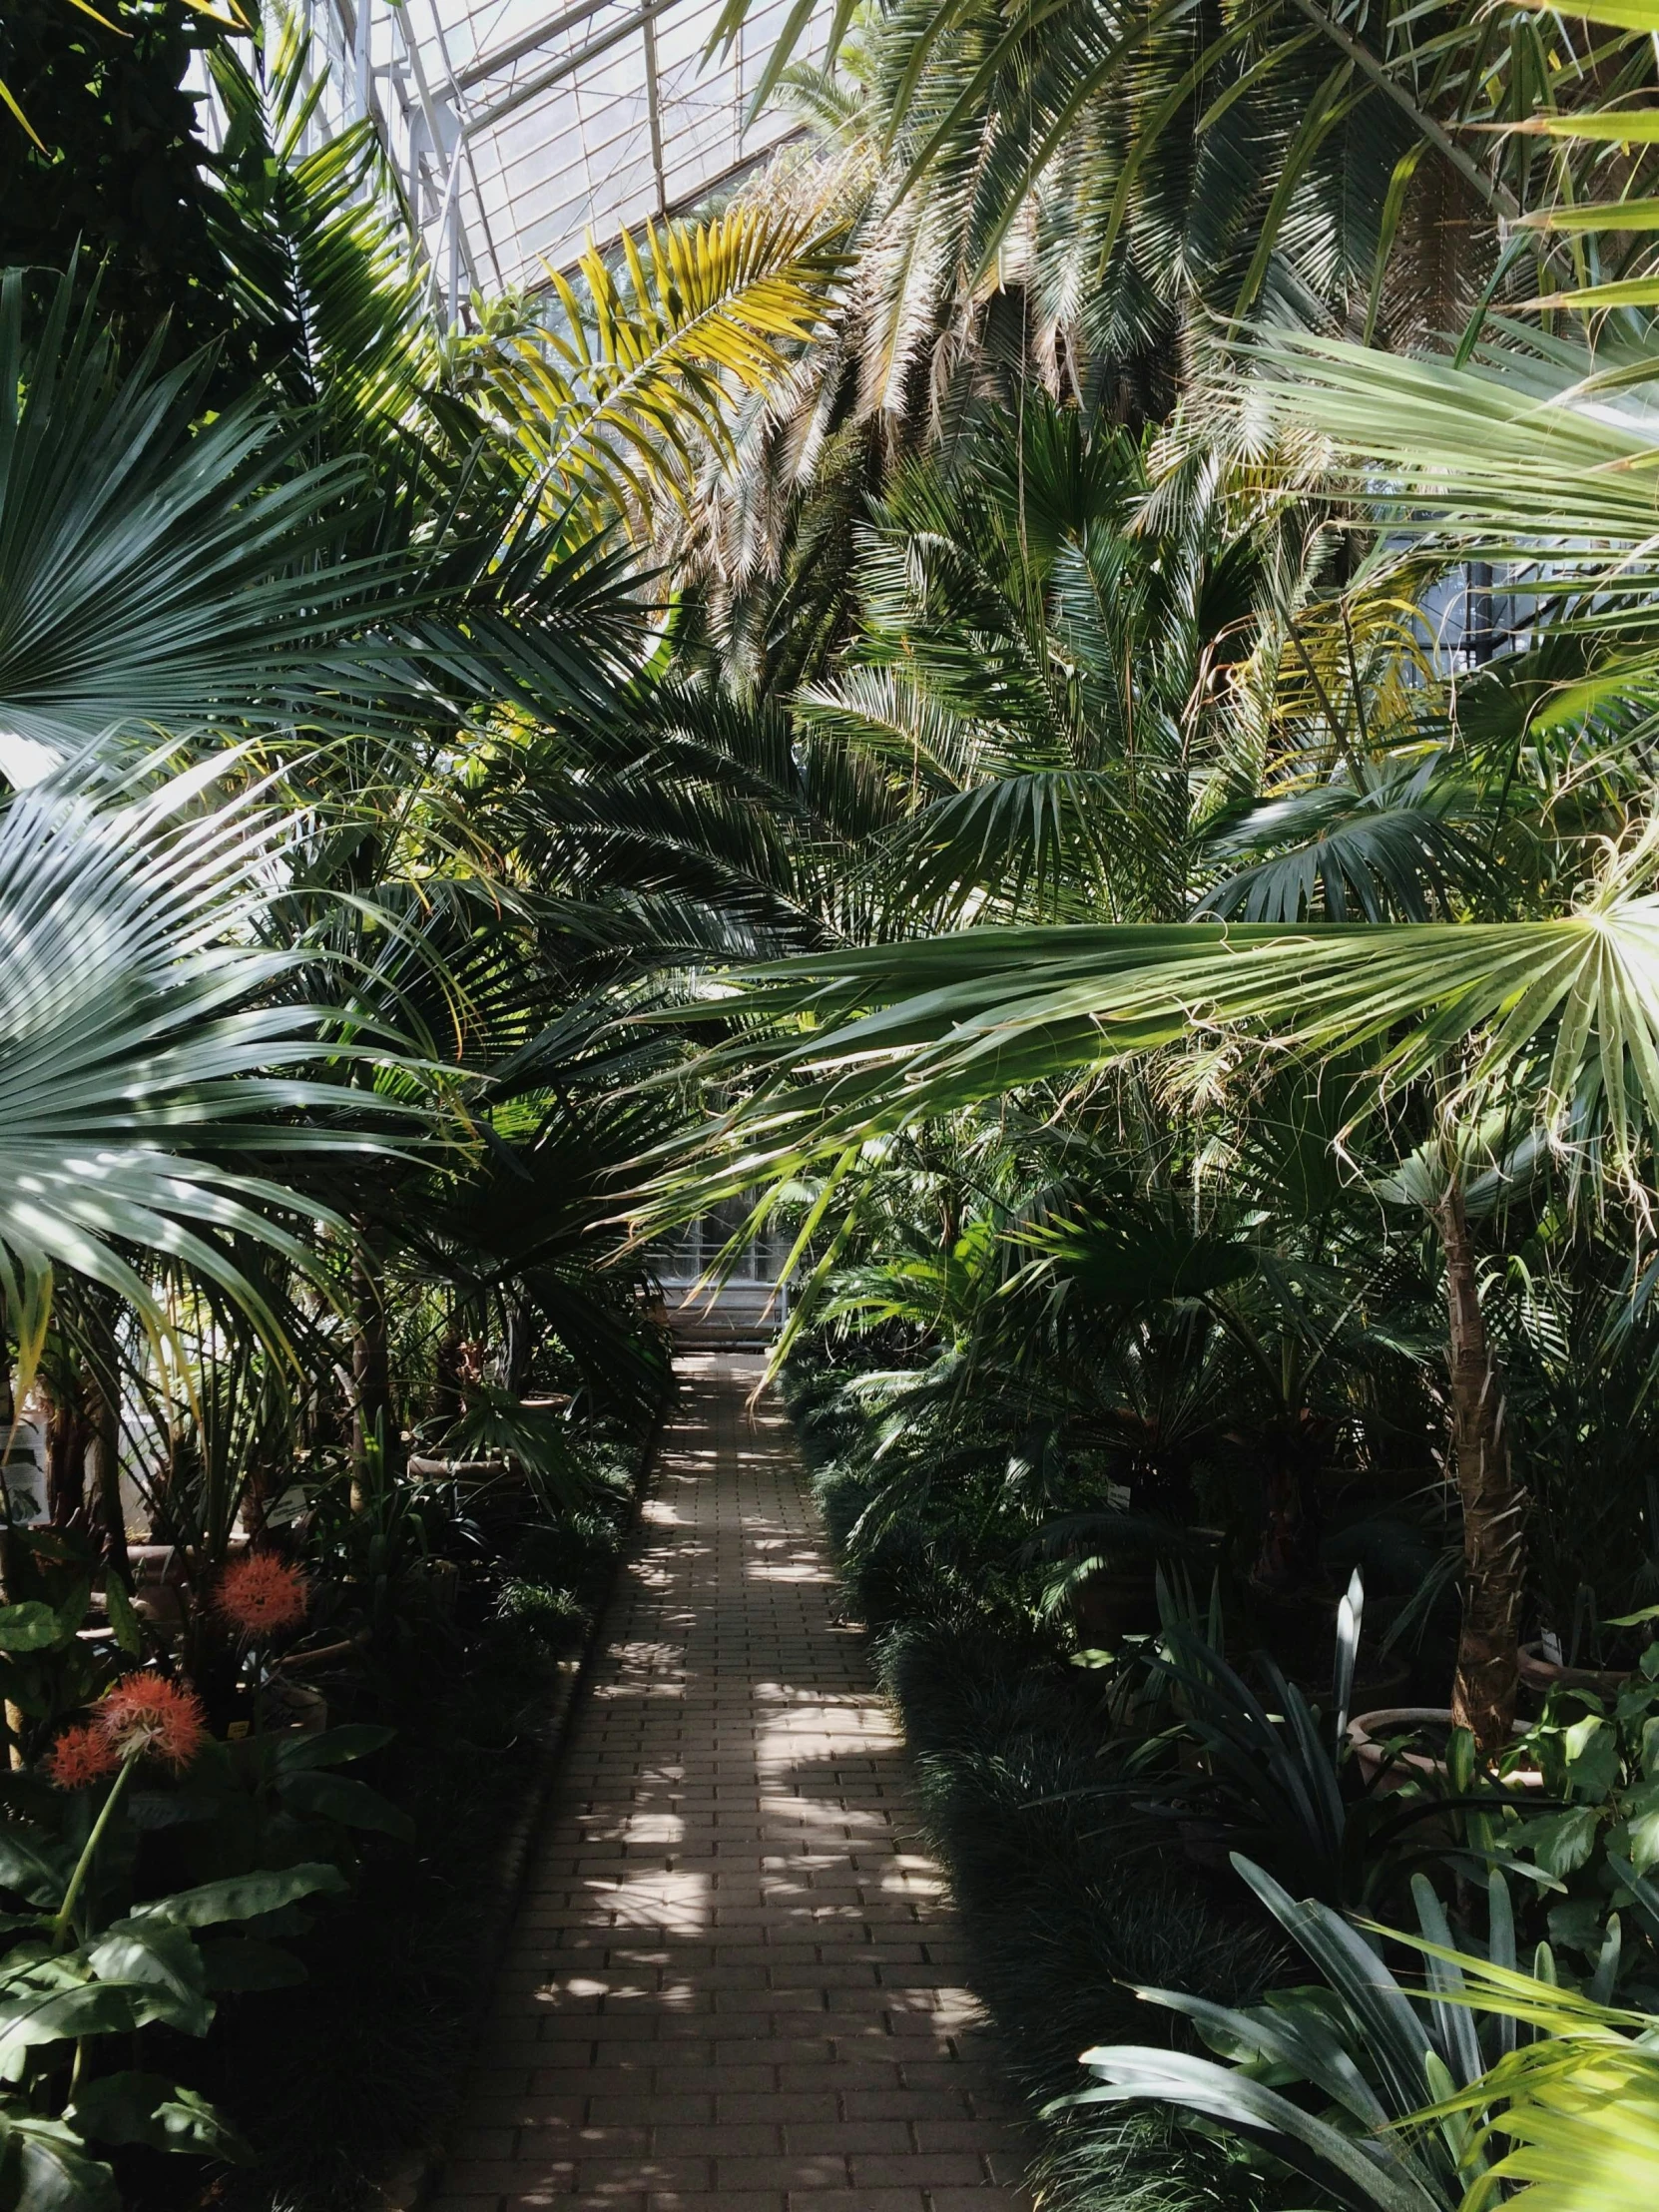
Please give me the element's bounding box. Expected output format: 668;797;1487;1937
1384;1937;1659;2212
477;204;843;532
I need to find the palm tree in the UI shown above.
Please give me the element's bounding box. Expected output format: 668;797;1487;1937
703;0;1646;420
642;314;1659;1749
0;753;422;1394
642;0;1659;1757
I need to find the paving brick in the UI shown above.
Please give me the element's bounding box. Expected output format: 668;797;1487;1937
649;2122;783;2154
788;2194;925;2211
645;2195;785;2211
713;2152;848;2188
425;1354;1030;2209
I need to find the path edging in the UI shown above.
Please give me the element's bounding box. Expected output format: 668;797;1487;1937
380;1391;671;2209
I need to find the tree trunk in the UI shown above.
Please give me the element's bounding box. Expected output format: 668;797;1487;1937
1252;1412;1328;1592
85;1325;130;1578
350;1236;391;1509
45;1377;91;1529
1432;1179;1526;1759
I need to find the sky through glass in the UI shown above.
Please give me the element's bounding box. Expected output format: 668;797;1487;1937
294;0;819;307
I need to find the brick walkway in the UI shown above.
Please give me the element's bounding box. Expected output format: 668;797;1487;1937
429;1350;1033;2212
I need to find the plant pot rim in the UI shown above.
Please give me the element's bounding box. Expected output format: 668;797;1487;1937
1518;1640;1634;1696
1346;1705;1540;1785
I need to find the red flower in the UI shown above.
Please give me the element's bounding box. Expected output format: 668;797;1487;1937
214;1553;308;1640
95;1674;208;1773
44;1722;120;1791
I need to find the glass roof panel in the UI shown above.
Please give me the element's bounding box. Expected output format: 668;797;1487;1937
294;0;820;308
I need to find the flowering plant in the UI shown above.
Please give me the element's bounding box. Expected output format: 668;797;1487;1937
215;1551;309;1639
0;1677;347;2212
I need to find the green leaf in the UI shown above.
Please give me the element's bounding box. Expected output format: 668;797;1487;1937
1513;109;1659;145
1546;1897;1608;1956
67;2073;251;2161
121;1862;347;1931
1073;2044;1439;2212
1563;1716;1622;1802
0;2109;118;2212
1627;1807;1659;1875
0;1827;70;1908
668;879;1659;1212
1531;276;1659;310
0;1604;68;1654
1519;198;1659;233
269;1724;394;1774
101;1576;140;1659
84;1928;212;2037
0;1981;138;2059
0;260;421;764
0;761;423;1356
1512;1807;1602;1879
1506;0;1659;28
278;1771;413;1841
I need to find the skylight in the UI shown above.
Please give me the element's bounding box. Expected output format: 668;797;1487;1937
298;0;817;310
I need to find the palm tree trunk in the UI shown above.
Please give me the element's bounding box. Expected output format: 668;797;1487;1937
1432;1178;1525;1758
350;1235;390;1509
45;1377;91;1528
84;1315;129;1579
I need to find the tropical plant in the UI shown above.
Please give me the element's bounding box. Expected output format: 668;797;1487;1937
712;0;1646;333
1480;1655;1659;2000
0;258;436;785
0;753;429;1384
1072;1852;1659;2211
0;0;240;148
0;1669;346;2212
455;201;843;536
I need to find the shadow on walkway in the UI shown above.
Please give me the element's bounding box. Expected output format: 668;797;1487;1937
428;1353;1034;2209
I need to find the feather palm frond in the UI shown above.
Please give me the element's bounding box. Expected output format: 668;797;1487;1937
476;206;843;529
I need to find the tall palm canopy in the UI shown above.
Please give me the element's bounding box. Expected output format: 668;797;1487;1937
5;6;1659;2206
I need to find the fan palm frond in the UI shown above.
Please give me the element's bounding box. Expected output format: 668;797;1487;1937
0;262;419;779
652;838;1659;1226
0;755;423;1369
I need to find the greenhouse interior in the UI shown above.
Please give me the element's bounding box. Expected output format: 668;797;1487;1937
1;0;1659;2206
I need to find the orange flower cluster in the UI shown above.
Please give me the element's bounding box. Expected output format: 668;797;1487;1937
44;1722;118;1790
214;1552;308;1639
97;1673;208;1772
45;1673;208;1790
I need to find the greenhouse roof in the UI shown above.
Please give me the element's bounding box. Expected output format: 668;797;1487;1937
302;0;817;310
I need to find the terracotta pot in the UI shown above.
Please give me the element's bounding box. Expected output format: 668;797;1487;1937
1518;1640;1633;1701
1346;1706;1455;1791
123;1545;187;1630
1071;1568;1160;1647
1346;1706;1540;1792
